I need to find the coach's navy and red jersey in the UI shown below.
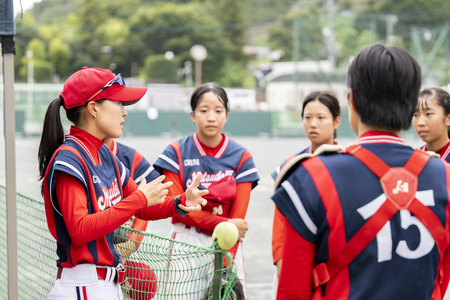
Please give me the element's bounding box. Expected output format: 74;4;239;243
272;131;450;299
110;139;161;235
154;133;259;229
44;127;181;268
110;139;160;184
420;141;450;163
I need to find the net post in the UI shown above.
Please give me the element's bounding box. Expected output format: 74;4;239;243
212;244;223;300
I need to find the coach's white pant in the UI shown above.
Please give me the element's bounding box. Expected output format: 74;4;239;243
166;223;246;299
47;264;123;300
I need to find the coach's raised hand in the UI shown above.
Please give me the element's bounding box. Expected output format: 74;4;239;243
138;175;173;207
179;173;208;212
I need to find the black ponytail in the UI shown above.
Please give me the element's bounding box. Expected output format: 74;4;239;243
38;97;65;195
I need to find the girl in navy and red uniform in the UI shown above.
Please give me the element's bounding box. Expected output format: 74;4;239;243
38;67;207;300
153;83;259;297
413;87;450;163
270;91;340;299
272;45;450;299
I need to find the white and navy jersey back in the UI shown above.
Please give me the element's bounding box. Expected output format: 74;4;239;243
45;135;130;267
154;133;259;192
272;134;450;299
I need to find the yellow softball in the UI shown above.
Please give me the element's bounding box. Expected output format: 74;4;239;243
212;222;239;250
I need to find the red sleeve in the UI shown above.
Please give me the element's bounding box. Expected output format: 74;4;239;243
229;182;252;219
163;169;184;196
55;171;147;246
225;182;252;258
128;217;148;247
277;217;316;300
272;206;285;265
439;248;450;296
132;217;148;232
135;196;179;221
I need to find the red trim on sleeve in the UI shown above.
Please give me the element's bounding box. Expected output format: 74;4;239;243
236;149;252;173
169;141;184;185
130;151;144;180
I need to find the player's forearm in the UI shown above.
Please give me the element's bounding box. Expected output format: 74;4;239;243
228;182;252;219
272;207;286;264
172;211;228;231
135;194;179;220
57;172;147;245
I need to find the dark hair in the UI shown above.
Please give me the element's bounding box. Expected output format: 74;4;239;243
346;44;421;131
190;83;230;113
38;97;86;196
301;91;341;139
418;87;450;137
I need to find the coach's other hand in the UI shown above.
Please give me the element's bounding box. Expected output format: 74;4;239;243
179;173;208;212
138;175;173;207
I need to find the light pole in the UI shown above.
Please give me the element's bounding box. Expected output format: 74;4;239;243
190;44;207;87
26;50;34;120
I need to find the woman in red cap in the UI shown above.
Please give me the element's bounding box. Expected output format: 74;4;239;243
38;67;208;300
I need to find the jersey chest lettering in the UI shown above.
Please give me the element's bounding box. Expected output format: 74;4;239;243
184;158;200;166
97;178;122;210
187;170;234;188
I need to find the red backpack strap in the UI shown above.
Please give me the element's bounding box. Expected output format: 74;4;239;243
312;145;448;290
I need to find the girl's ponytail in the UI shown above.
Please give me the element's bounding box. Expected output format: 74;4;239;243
38;97;65;195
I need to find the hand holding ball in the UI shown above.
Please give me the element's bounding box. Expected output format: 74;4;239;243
212;222;239;250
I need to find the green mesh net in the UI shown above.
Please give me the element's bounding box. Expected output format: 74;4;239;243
0;185;240;300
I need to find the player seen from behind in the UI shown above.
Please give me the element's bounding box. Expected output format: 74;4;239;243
272;44;450;299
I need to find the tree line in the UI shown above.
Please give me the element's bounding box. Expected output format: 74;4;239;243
13;0;450;87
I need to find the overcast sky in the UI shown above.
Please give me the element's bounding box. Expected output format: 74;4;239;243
14;0;41;17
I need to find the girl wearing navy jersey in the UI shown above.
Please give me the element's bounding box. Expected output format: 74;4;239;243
38;67;207;300
272;45;450;299
154;83;259;297
413;87;450;163
271;91;340;298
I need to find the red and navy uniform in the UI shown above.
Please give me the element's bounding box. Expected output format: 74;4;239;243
271;146;311;265
44;127;184;269
420;141;450;163
110;139;161;237
271;146;312;181
110;139;160;184
272;131;450;299
154;133;259;231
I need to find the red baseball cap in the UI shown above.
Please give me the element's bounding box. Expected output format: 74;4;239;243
60;67;147;109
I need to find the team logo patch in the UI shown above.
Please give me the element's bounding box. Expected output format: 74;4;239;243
380;167;418;209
